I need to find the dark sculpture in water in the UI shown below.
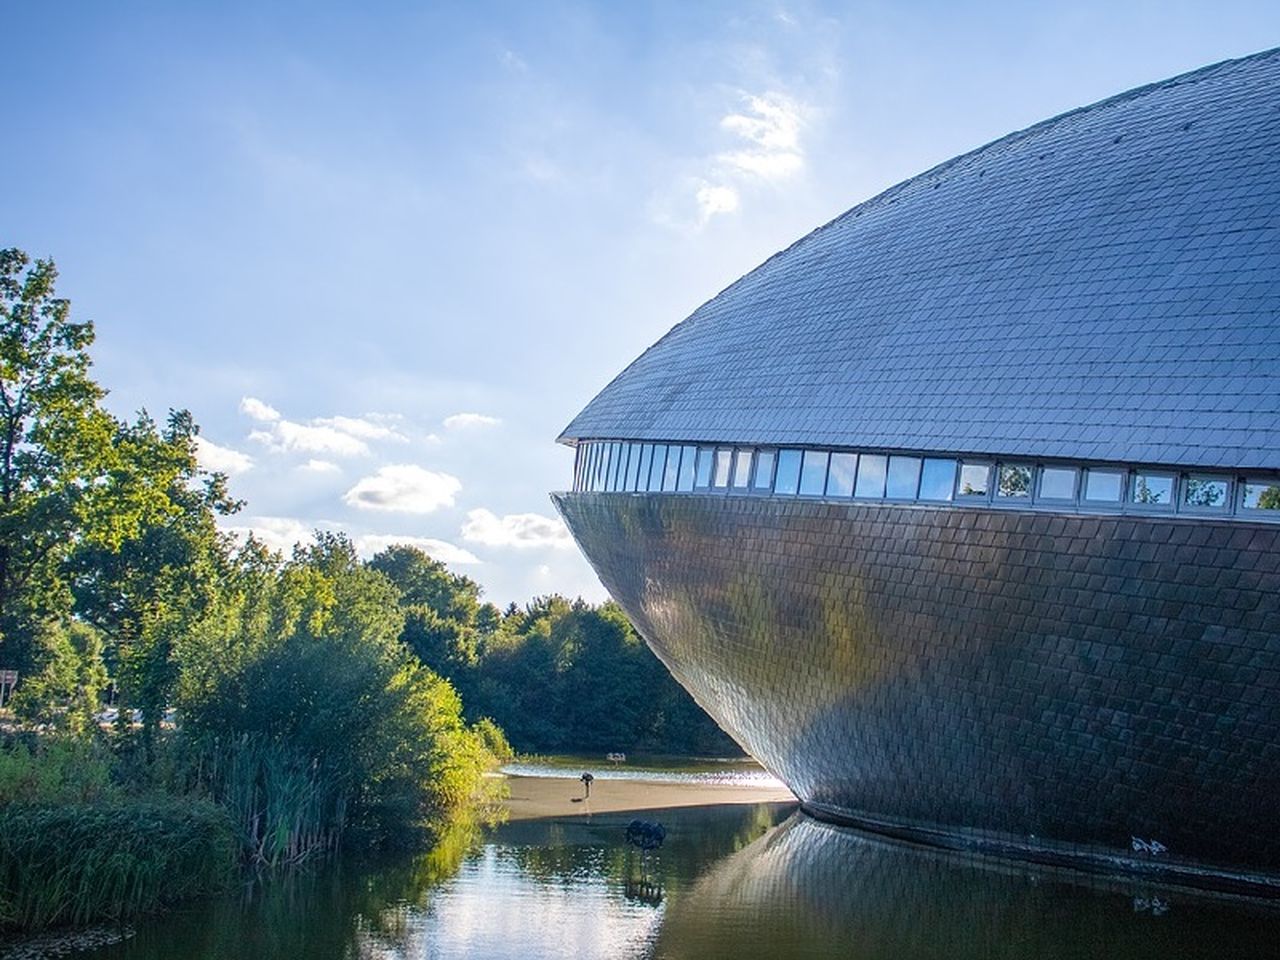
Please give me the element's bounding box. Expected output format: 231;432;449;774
625;820;666;851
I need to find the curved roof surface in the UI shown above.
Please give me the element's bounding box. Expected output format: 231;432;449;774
562;48;1280;470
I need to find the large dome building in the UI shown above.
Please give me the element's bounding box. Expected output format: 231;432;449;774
553;48;1280;893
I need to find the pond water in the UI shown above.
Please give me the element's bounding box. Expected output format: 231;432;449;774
11;781;1280;959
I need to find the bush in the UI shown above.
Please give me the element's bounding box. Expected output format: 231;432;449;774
0;800;235;930
175;536;505;859
0;737;114;806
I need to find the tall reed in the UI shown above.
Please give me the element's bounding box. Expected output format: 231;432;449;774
0;801;235;931
193;735;350;867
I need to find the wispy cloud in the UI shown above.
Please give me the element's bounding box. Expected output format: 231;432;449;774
312;414;406;442
354;534;481;565
194;436;254;475
658;89;811;230
240;397;409;458
300;458;340;474
343;464;461;513
461;508;573;549
718;92;805;175
443;412;502;430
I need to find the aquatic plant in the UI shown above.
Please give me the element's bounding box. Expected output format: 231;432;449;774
0;800;235;930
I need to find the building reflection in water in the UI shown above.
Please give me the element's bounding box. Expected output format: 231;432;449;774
74;803;1280;960
653;814;1280;960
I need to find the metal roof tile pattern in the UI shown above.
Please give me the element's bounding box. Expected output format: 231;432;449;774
560;48;1280;470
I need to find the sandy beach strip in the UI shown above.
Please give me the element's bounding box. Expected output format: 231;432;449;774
501;773;796;822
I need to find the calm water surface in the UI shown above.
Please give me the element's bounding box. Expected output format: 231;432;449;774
14;774;1280;959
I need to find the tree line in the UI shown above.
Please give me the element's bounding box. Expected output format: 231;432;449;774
0;247;734;929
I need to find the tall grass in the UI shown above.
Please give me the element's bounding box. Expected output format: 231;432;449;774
0;801;235;931
193;735;350;867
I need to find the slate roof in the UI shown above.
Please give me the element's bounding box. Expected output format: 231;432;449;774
560;48;1280;471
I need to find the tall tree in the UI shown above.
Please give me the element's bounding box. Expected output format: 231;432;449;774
0;249;115;672
67;409;241;743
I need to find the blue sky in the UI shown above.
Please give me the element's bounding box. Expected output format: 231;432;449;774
3;1;1277;604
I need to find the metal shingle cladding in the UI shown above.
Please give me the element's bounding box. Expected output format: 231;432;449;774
560;48;1280;470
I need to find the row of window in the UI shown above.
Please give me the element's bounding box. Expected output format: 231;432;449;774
571;440;1280;519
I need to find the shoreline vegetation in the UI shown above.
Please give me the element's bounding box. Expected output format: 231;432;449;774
0;249;739;934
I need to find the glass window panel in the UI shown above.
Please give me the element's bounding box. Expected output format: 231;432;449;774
887;456;922;499
855;454;888;499
1182;475;1228;509
732;449;753;489
585;444;597;490
649;445;668;491
1242;480;1280;510
997;464;1033;498
635;444;653;492
607;443;622;491
919;458;956;501
826;453;857;497
1130;472;1173;506
623;443;640;491
694;446;714;489
957;462;991;498
799;450;829;495
712;448;733;488
752;450;776;490
615;443;628;491
574;446;585;490
1039;466;1077;500
677;445;697;492
774;450;802;495
1084;469;1123;502
659;445;679;492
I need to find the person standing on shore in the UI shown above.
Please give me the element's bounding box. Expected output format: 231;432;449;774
580;772;594;798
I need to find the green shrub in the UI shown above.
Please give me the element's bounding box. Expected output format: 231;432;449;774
0;800;235;931
471;717;514;764
0;737;115;806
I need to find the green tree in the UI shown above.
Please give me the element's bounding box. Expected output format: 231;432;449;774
0;249;115;673
67;409;241;749
176;534;499;858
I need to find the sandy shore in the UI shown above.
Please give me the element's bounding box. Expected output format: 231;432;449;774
501;773;796;822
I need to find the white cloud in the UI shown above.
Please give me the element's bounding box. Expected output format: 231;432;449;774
300;458;340;474
717;149;804;179
194;436;253;475
255;419;371;457
443;412;502;430
343;465;461;514
720;92;803;157
354;534;482;566
239;396;281;422
312;415;406;442
461;508;573;550
664;89;810;229
695;183;740;222
240;399;415;458
222;516;314;554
